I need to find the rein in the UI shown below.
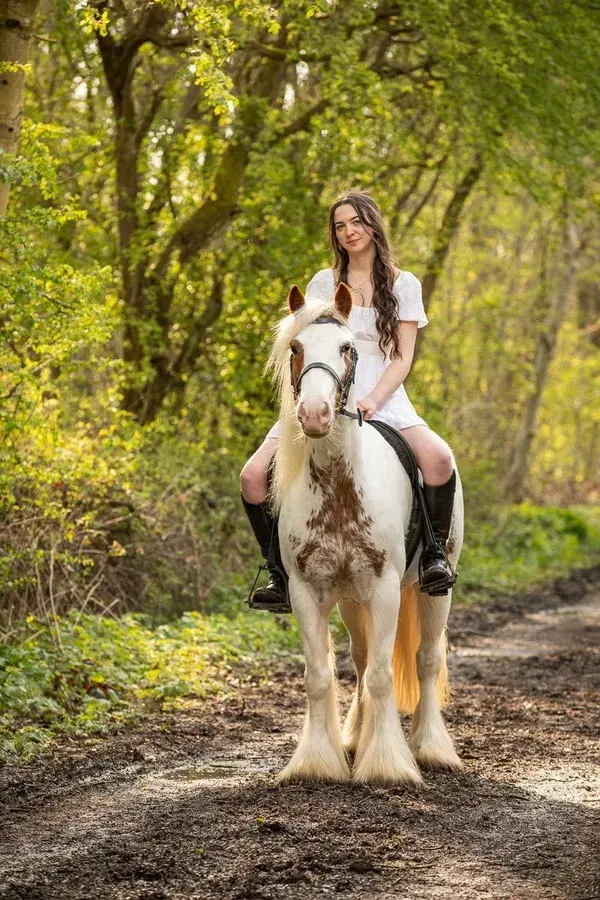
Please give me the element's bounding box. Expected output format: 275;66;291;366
290;315;363;426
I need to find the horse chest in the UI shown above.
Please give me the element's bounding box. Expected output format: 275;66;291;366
288;455;386;587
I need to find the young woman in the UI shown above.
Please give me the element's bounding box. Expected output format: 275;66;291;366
240;190;457;611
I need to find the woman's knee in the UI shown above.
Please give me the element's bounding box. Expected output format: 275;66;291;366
240;440;276;502
240;459;268;503
426;443;454;485
408;430;453;485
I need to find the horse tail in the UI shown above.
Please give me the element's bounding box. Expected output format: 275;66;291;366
392;584;449;714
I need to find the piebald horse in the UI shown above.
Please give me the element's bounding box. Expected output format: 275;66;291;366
268;282;464;783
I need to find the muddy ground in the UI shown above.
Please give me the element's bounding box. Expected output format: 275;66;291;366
1;567;599;900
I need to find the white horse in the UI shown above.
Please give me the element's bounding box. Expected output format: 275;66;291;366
267;282;464;784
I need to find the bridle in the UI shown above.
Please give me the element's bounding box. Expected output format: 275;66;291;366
289;315;363;425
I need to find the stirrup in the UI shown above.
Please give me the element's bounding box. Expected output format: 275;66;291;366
246;563;292;614
419;544;458;597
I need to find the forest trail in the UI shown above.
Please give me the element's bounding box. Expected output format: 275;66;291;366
1;567;599;900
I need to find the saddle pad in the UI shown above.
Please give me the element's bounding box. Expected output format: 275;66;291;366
365;419;422;568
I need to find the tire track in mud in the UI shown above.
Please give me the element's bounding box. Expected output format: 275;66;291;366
1;567;599;900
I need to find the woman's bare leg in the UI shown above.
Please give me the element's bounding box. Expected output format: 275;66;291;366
397;425;453;485
240;437;278;503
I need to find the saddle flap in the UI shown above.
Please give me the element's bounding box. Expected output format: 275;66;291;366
365;419;422;568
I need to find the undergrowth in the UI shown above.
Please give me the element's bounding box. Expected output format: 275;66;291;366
1;503;598;764
0;611;300;764
456;503;600;601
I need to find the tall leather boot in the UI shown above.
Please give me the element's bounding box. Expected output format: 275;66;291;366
419;471;458;597
241;495;291;613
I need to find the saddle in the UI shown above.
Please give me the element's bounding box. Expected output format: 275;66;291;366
365;420;423;568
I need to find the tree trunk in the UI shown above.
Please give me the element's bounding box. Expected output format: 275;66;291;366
577;280;600;350
0;0;39;217
411;155;483;365
421;154;484;315
138;266;226;425
502;221;579;504
93;8;289;422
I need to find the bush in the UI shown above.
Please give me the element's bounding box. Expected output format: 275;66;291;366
457;503;600;598
0;608;301;763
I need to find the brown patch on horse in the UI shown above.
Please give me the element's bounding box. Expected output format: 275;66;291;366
297;455;386;582
288;530;302;550
342;346;353;383
290;339;304;391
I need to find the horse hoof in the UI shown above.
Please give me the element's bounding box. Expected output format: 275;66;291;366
276;752;351;784
409;734;463;771
276;765;351;784
352;752;422;785
413;746;463;771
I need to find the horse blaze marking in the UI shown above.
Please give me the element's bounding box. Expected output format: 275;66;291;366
297;455;386;581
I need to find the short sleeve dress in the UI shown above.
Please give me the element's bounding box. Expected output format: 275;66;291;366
266;267;429;438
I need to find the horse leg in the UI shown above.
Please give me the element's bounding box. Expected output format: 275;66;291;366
277;575;350;783
338;600;368;755
409;588;462;769
353;570;421;784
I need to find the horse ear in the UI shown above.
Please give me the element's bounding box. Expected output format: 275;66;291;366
334;282;353;319
288;285;305;313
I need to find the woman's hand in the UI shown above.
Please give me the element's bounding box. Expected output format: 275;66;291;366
356;393;379;420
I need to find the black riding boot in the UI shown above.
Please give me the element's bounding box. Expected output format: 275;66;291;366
419;471;458;597
241;495;291;613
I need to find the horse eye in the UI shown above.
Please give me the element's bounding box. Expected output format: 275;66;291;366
340;343;352;354
290;344;298;355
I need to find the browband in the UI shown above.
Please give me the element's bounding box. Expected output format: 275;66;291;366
312;315;344;325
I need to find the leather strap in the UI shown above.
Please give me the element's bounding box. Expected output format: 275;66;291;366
290;318;361;423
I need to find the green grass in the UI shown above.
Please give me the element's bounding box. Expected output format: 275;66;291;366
1;503;598;764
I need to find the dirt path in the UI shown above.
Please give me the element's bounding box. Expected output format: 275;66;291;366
1;568;599;900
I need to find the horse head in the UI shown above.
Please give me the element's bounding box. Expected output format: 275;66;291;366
286;282;356;438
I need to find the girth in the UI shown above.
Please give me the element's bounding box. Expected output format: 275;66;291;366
365;419;423;569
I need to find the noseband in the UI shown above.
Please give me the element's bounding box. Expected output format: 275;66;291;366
290;315;363;425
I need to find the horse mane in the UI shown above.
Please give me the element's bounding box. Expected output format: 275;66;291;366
266;299;349;511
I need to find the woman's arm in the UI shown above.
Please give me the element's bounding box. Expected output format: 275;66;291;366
356;321;418;419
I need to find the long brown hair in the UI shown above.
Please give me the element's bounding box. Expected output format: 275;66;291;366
328;190;401;359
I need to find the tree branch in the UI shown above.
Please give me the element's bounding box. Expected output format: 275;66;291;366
138;270;226;425
135;83;166;148
262;97;328;148
248;40;287;60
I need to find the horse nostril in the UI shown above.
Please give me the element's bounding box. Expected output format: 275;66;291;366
318;402;331;424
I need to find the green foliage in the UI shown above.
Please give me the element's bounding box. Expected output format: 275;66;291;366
458;504;600;598
0;608;301;763
2;502;598;763
1;2;599;654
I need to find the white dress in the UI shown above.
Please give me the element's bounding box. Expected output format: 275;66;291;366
266;268;429;438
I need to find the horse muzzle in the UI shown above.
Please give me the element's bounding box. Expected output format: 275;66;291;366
297;399;334;437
